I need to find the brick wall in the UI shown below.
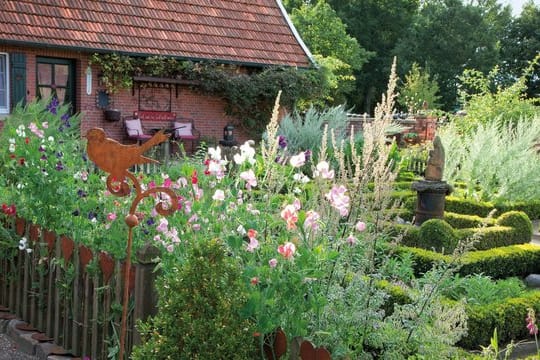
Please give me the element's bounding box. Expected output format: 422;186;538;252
0;44;252;145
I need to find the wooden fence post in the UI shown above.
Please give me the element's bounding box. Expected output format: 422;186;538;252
132;243;161;346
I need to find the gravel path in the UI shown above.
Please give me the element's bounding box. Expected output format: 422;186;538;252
0;333;37;360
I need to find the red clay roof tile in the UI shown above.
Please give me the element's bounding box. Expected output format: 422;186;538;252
0;0;313;67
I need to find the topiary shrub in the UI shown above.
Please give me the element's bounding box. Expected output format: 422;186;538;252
460;244;540;279
496;200;540;220
399;244;540;279
445;196;495;217
455;226;522;250
418;219;458;254
443;212;496;229
459;291;540;350
132;238;256;360
496;210;533;243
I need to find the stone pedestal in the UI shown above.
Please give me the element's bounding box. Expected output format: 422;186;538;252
411;180;453;226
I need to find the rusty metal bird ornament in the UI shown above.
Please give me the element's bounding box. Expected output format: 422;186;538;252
87;127;167;175
86;127;169;195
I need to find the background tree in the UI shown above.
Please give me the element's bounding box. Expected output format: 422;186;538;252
398;63;442;113
393;0;510;110
287;0;373;105
327;0;419;113
499;1;540;98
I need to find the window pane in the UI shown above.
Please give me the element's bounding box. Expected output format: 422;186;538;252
38;63;52;85
39;87;52;99
56;88;66;103
55;64;69;86
0;55;6;109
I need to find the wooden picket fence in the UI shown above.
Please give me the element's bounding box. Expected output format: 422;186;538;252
0;216;156;359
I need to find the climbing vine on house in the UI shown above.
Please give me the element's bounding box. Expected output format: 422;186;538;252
90;53;326;136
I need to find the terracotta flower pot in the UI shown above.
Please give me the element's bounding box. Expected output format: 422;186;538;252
15;217;26;236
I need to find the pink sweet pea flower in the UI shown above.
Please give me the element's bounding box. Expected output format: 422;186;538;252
281;204;298;230
28;122;44;138
247;229;258;239
289;152;306;167
162;177;172;188
314;161;335;179
106;212;117;221
246;229;259;252
246;237;259;252
346;234;358;246
156;218;168;233
239;170;257;190
269;258;278;268
526;308;538;335
325;185;350;217
303;210;320;231
355;221;367;232
278;242;296;259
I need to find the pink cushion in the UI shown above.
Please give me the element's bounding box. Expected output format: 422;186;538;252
125;119;144;137
174;122;193;137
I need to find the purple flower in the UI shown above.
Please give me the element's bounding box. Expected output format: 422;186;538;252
87;211;96;220
146;217;155;226
38;145;46;152
56;152;63;158
47;97;59;114
304;150;312;162
77;189;87;198
278;135;287;149
55;162;64;171
40;155;47;161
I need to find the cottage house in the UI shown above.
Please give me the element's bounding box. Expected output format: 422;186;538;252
0;0;314;145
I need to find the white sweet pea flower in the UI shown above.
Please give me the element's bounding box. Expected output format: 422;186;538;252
18;237;28;250
293;172;310;183
289;152;306;167
237;225;247;236
234;141;256;165
212;189;225;201
208;146;222;161
16;125;26;137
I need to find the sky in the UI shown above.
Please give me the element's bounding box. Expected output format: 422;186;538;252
497;0;539;16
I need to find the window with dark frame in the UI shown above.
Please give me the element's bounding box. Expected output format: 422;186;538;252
36;57;75;112
0;53;9;114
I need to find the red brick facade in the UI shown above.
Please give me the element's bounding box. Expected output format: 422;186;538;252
0;44;252;145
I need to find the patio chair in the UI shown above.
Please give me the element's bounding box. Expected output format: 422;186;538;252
172;118;201;152
124;112;152;144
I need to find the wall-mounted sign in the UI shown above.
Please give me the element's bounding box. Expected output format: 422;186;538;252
86;66;92;95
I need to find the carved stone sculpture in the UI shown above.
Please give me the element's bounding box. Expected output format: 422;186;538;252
424;136;444;181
